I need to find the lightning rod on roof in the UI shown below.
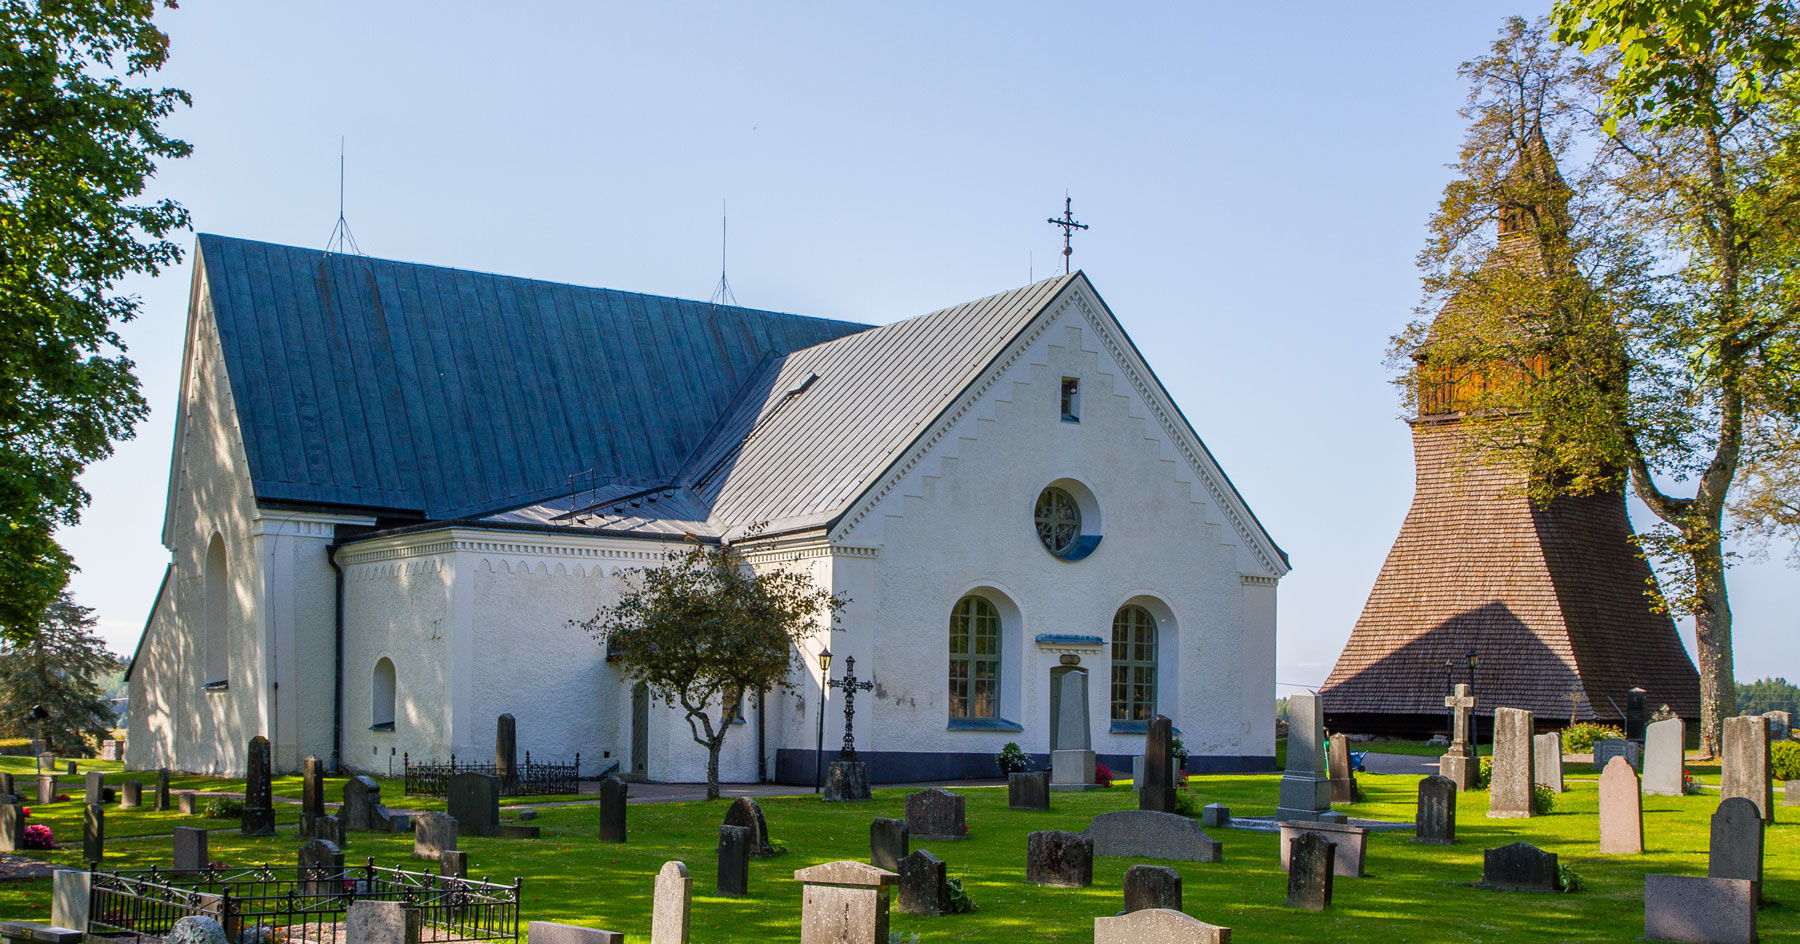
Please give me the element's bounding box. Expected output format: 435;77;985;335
709;200;738;307
326;137;363;256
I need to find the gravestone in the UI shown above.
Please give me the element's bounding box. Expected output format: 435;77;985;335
904;788;965;840
156;769;170;811
1764;710;1791;740
1786;780;1799;807
120;780;142;810
1533;732;1563;793
343;776;393;831
51;870;90;932
1122;864;1182;913
1025;830;1093;887
1481;842;1557;892
65;762;75;776
495;714;519;795
178;791;197;815
1643;717;1685;796
1081;810;1222;862
1140;715;1177;813
896;849;948;916
1201;803;1230;828
0;805;18;853
1441;683;1479;790
301;755;326;836
173;826;208;870
1095;909;1229;944
1708;796;1764;901
1414;774;1456;845
101;740;121;762
1593;738;1641;771
439;851;468;879
651;861;691;944
1487;707;1535;819
347;900;421;944
1327;733;1360;804
241;736;276;836
794;861;897;944
526;923;622;944
1285;831;1333;911
35;776;55;805
298;839;344;896
413;812;457;860
1720;715;1773;824
1644;874;1756;944
83;804;103;864
869;818;908;871
447;773;501;837
1007;771;1050;811
36;754;53;773
83;772;104;804
1599;756;1643;854
822;760;871;802
164;917;228;944
0;773;11;797
1049;669;1097;791
1277;691;1332;819
598;776;627;843
722;797;774;856
1626;687;1647;743
716;825;750;897
391;812;412;834
313;813;346;847
1279;820;1367;878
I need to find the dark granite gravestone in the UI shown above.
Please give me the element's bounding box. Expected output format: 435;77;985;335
1286;831;1334;911
905;789;966;840
1481;842;1558;892
301;755;325;837
1414;774;1457;845
83;804;103;864
1278;820;1367;878
439;850;468;879
1626;687;1647;744
83;772;105;804
120;780;142;810
1007;771;1050;811
1327;733;1360;804
716;825;750;898
155;769;171;812
870;818;909;872
1123;864;1181;914
1081;810;1222;862
1201;803;1230;827
314;813;346;847
343;776;392;831
241;736;276;836
1709;796;1764;902
1140;715;1177;813
414;812;458;860
0;805;19;853
598;776;627;843
448;773;501;837
173;826;208;870
65;762;75;776
721;797;773;856
896;849;949;916
495;714;518;795
298;839;344;897
1025;830;1093;888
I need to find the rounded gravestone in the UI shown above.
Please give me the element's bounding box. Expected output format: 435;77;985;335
166;916;230;944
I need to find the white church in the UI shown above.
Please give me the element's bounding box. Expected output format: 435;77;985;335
125;234;1288;783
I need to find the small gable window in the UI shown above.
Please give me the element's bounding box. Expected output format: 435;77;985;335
948;596;1001;719
1060;377;1081;422
372;658;396;731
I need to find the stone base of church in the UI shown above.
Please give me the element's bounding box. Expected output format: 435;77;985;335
772;749;1279;785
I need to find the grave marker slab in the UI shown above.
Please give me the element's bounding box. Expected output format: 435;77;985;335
1594;738;1641;772
314;813;346;847
1720;716;1773;823
1414;774;1456;845
598;776;626;843
1487;707;1535;818
495;714;518;795
1326;733;1359;804
178;791;196;815
241;736;276;836
1643;718;1686;796
439;851;468;879
1279;820;1366;877
155;769;170;812
1533;732;1563;793
1140;715;1177;813
1201;803;1230;828
346;900;420;944
51;870;89;933
302;755;326;828
0;805;19;853
0;774;11;797
896;849;948;916
1095;909;1228;944
1599;756;1643;854
120;780;142;810
716;825;750;898
795;861;897;944
526;923;621;944
1708;797;1763;901
298;839;344;896
173;826;207;870
1025;830;1093;887
869;818;908;872
413;812;457;861
83;773;104;804
1285;831;1333;911
1785;780;1799;807
650;861;691;944
1481;842;1557;892
1277;692;1331;819
722;797;774;856
1644;874;1755;944
1122;864;1182;913
1007;771;1049;811
82;805;103;864
447;773;500;838
35;776;54;805
1082;810;1221;862
904;788;965;840
343;777;392;832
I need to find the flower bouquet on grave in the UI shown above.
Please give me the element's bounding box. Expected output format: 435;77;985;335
22;824;54;849
54;794;70;802
1094;761;1113;787
1681;768;1703;795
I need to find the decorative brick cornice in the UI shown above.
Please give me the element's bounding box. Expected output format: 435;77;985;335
1241;575;1279;587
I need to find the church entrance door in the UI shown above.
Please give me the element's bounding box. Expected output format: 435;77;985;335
630;683;650;780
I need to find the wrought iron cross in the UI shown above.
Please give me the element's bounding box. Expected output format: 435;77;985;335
1046;196;1089;274
828;655;874;760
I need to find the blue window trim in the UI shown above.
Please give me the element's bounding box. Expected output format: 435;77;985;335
1110;720;1148;735
1035;633;1104;647
1054;534;1102;562
947;717;1023;733
202;681;229;692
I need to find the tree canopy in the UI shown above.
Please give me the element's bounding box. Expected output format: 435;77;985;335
0;591;120;753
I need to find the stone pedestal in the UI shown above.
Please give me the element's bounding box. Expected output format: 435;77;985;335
1050;750;1097;792
1276;692;1331;820
822;760;870;802
795;861;896;944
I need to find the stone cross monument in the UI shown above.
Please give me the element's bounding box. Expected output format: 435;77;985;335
1440;684;1478;791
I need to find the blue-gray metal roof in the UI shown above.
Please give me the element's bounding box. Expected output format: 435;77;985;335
197;235;870;520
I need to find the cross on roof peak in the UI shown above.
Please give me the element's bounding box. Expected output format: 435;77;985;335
1046;196;1089;274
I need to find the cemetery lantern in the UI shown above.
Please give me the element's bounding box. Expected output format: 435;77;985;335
1443;660;1455;743
813;648;832;794
1465;649;1479;751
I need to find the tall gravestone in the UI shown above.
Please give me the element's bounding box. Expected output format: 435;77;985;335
0;804;19;853
1286;832;1333;911
1049;670;1096;791
1642;717;1686;796
1441;683;1479;790
155;768;171;812
1709;796;1764;902
1327;733;1360;804
301;755;326;837
598;776;627;843
83;804;104;864
1532;732;1563;793
1487;707;1535;819
722;798;773;856
869;818;908;872
241;736;276;836
1625;687;1647;744
1599;756;1643;854
495;714;519;795
794;861;896;944
1720;715;1773;824
650;861;691;944
1139;715;1177;813
716;825;750;898
1277;692;1331;820
1122;864;1182;914
448;773;501;837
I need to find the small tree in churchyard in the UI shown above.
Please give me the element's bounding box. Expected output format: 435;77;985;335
576;544;845;800
0;593;120;753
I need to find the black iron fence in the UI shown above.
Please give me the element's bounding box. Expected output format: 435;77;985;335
402;752;580;797
85;861;521;943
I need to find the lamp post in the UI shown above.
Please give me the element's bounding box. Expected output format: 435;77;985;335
1465;649;1479;757
1443;660;1455;744
813;648;832;794
29;705;46;775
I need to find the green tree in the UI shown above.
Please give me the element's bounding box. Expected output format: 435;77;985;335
575;544;846;800
1403;12;1800;755
1735;676;1800;715
0;592;120;754
0;0;191;642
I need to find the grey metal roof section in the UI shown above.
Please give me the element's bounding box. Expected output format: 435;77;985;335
481;484;716;537
198;235;870;520
681;274;1078;534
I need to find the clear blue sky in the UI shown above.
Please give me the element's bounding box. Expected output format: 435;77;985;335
70;2;1798;695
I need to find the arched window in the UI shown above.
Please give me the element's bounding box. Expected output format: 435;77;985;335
1111;604;1157;723
203;533;228;686
372;658;396;730
948;596;1001;719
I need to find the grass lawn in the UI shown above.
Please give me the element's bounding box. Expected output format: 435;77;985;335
0;767;1793;942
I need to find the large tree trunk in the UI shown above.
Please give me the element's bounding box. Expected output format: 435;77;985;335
1691;540;1737;758
705;739;722;801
